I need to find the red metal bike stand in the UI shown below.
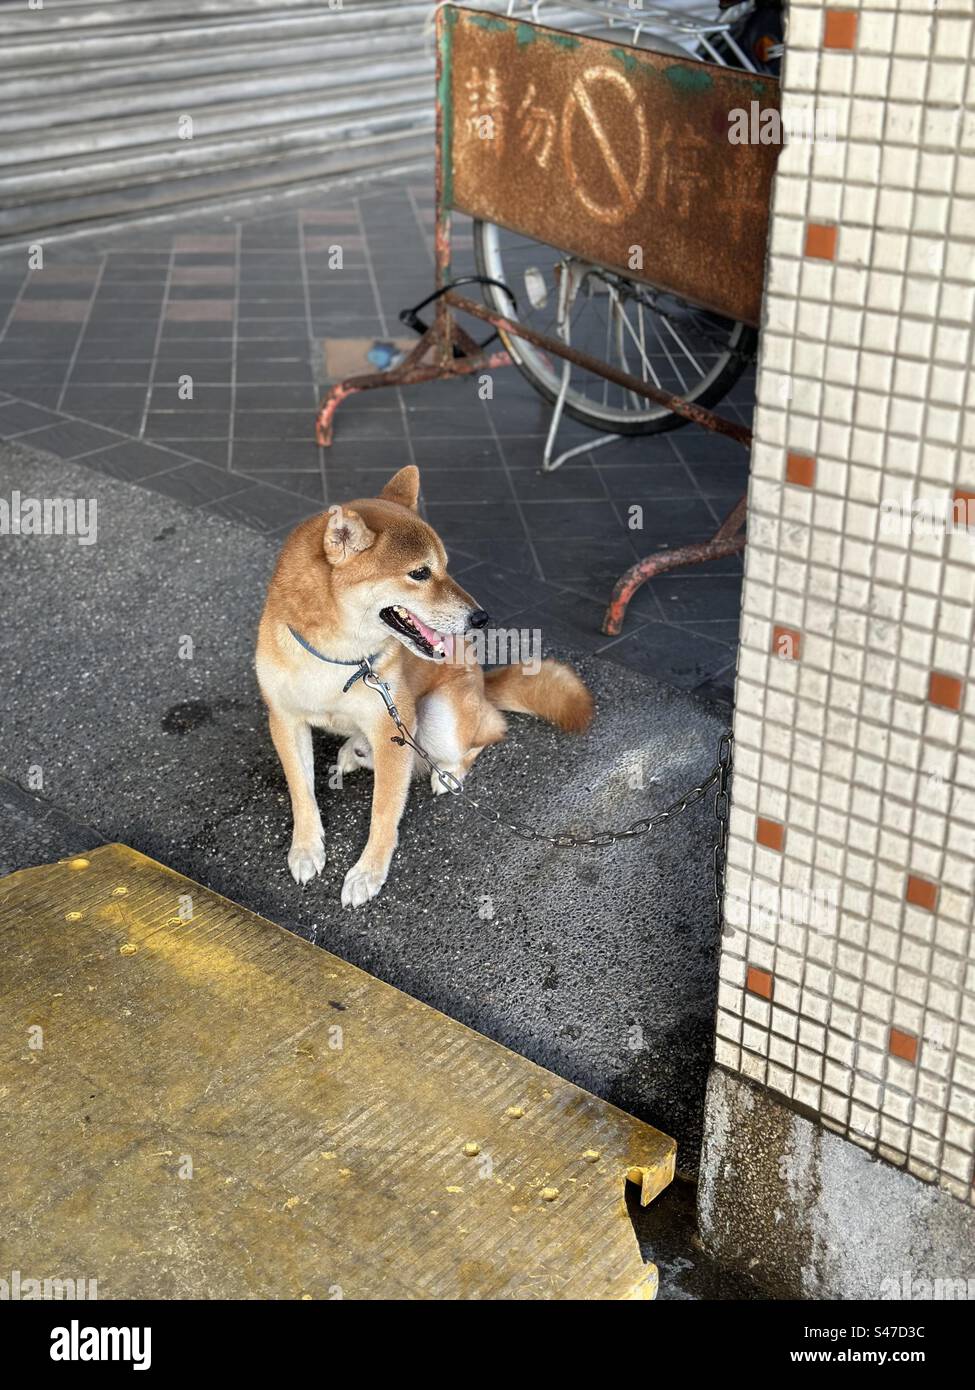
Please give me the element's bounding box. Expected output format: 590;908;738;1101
315;316;511;448
601;493;748;638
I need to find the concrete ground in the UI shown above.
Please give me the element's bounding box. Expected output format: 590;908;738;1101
0;436;758;1296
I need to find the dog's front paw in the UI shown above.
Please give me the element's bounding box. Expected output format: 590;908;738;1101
288;838;325;885
341;858;388;908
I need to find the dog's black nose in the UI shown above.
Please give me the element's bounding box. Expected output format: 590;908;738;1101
468;608;489;629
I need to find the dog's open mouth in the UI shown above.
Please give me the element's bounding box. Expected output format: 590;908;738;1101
380;605;452;660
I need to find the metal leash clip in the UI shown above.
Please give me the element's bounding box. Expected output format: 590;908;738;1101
361;668;402;730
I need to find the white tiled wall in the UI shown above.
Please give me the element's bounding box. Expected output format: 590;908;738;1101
718;1;975;1203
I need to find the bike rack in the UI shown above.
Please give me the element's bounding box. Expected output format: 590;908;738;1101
314;4;779;635
602;492;747;637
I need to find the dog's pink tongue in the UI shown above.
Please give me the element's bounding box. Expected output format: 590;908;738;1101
410;610;444;649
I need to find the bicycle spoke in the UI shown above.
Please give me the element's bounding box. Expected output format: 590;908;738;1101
607;287;664;392
601;298;613;408
647;312;691;394
659;314;705;380
473;220;751;431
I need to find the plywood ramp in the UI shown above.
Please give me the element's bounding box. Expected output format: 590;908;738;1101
0;844;675;1300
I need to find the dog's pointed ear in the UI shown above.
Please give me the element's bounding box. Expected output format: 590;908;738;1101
380;465;420;511
323;505;375;566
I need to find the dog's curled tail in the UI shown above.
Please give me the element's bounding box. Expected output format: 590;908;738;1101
484;660;594;734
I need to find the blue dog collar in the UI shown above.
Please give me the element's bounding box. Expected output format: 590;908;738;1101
288;625;381;692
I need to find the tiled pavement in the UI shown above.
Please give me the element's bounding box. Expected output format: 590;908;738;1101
0;172;754;700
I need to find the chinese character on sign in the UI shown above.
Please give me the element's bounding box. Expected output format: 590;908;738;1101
465;65;508;149
516;82;557;169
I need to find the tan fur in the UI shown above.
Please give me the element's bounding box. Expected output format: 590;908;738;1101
256;465;593;907
485;660;594;734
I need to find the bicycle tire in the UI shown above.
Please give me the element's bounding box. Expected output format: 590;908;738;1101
473;219;757;436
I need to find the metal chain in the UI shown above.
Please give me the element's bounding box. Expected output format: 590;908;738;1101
361;671;735;892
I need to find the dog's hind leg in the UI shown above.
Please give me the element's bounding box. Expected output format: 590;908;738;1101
268;708;325;884
427;697;506;795
429;745;480;796
337;735;374;776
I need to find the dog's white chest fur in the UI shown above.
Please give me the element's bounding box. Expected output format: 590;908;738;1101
256;648;369;736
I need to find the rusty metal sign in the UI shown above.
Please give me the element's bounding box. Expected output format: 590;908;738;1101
439;5;780;326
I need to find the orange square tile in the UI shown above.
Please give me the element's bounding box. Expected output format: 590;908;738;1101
804;223;838;261
905;874;939;913
786;452;816;488
889;1028;918;1065
756;817;785;852
928;671;963;711
746;966;773;1000
823;9;858;51
772;625;801;661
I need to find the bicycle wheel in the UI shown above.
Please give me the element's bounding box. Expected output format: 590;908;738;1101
473;219;756;436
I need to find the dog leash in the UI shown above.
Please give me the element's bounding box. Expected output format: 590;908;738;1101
360;665;733;926
354;662;734;929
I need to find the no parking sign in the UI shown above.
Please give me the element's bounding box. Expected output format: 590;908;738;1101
439;5;780;326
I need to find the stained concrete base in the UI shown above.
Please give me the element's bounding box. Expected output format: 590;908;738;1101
698;1067;975;1300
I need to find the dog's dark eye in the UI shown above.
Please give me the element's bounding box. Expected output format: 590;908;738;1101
409;566;431;581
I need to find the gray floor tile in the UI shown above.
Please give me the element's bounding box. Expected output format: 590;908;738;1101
79;440;193;482
14;418;122;458
0;400;63;437
140;462;250;506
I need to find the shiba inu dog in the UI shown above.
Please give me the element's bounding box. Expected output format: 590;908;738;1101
256;465;593;908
